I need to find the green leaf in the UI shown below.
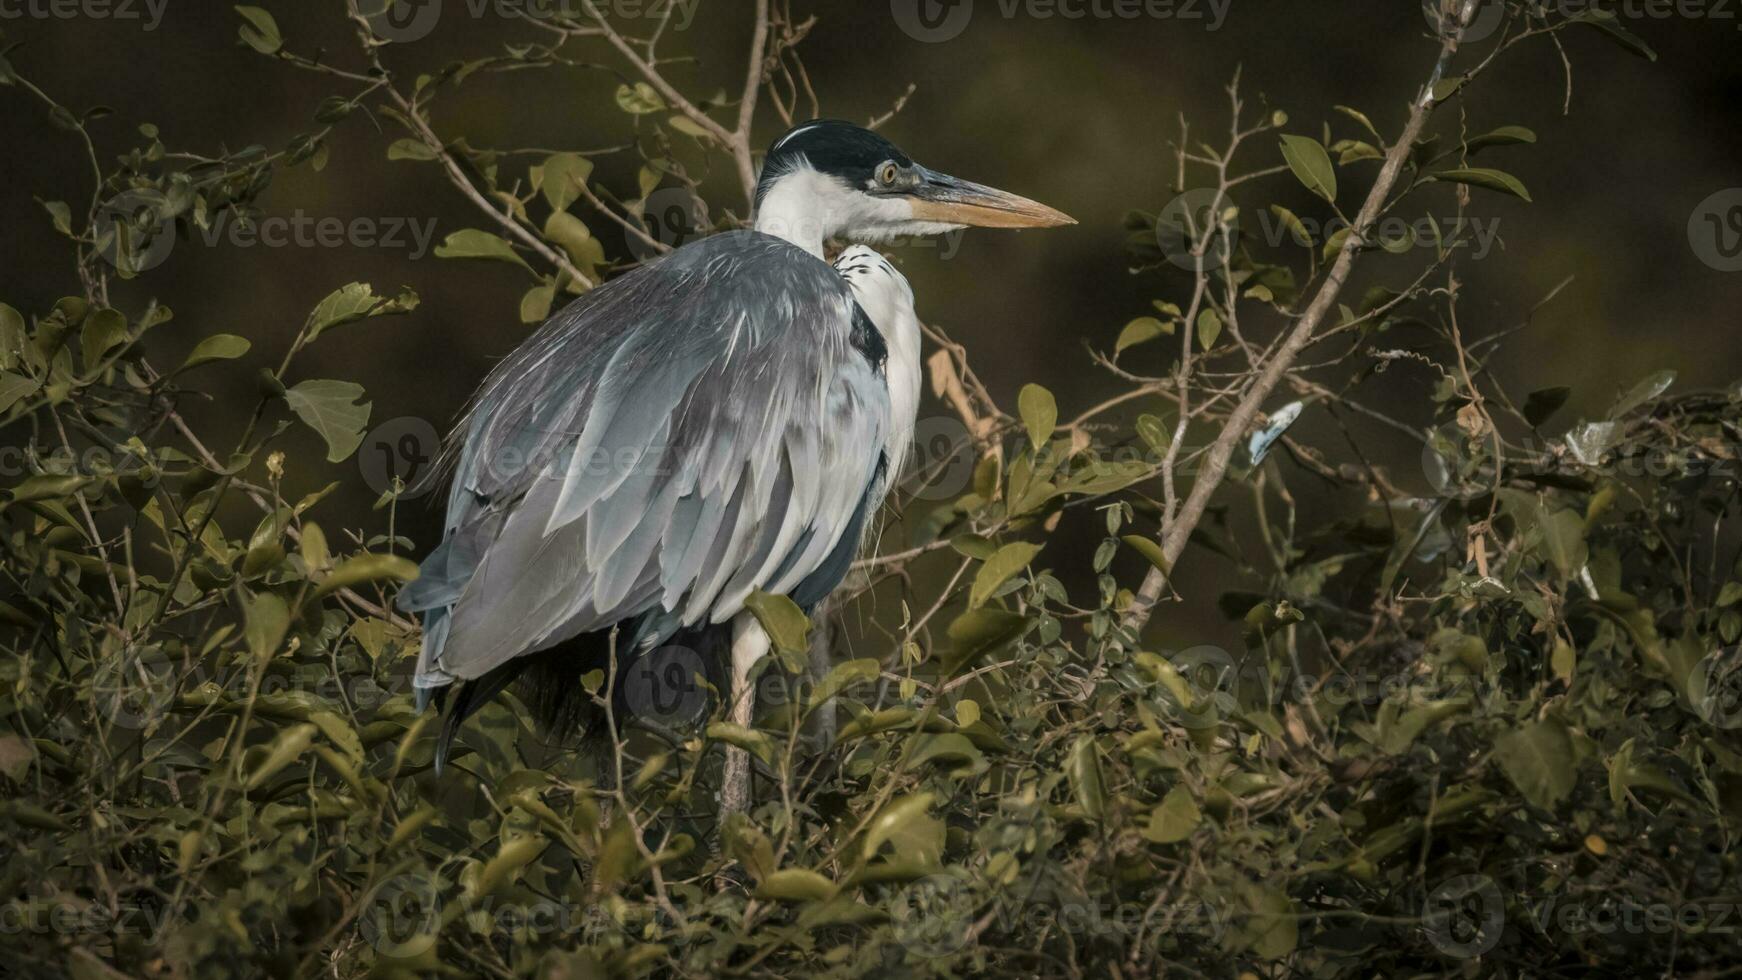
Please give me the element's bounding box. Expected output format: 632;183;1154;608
386;138;437;162
1522;386;1571;427
433;229;533;271
1611;369;1675;418
911;733;985;773
1332;104;1380;140
244;722;317;789
1430;167;1532;202
1551;639;1577;685
243;591;289;662
806;658;879;709
234;5;283;54
1018;383;1057;448
1143;785;1201;843
1569;9;1658;61
1195;308;1223;351
542;211;596;269
179;334;251;372
1541;507;1588;579
754;868;837;903
744;589;810;656
1494;718;1579;810
862;792;936;861
540;153;596;212
1136;414;1170;455
1241;886;1299;959
313;553;419;598
614;82;666;115
1115;316;1171;355
80;308;127;369
38;199;73;236
520;282;556;324
0;372;37;415
466;836;548;901
970;542;1043;608
668;115;714;140
1268;204;1313;246
304;282;418;341
283;379;371;462
1068;735;1107;820
1464;125;1538;153
1279;134;1337;203
1122;535;1170;577
944;609;1028;673
707;722;775;765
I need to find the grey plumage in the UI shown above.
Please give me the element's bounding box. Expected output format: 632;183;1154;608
399;230;890;715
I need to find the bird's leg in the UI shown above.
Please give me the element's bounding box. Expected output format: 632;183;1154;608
718;613;769;818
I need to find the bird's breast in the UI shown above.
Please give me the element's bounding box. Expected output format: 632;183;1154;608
833;246;923;479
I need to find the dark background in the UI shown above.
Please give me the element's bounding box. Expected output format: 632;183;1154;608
2;0;1737;648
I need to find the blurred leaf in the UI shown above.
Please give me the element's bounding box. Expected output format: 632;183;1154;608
244;722;316;789
755;868;837;902
304;282;418;341
1143;785;1201;843
1279;134;1337;202
434;229;533;271
615;82;666;114
243;591;288;661
1019;383;1057;448
234;5;282;54
1195;308;1222;351
178;333;251;372
1523;386;1571;427
744;590;810;656
1430;167;1532;202
1569;9;1658;61
1495;718;1579;810
1115;316;1172;355
970;542;1043;608
1068;735;1106;820
540;152;596;212
283;379;371;462
312;553;418;598
1611;369;1674;418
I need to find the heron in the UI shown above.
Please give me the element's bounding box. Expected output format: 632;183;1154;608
398;119;1071;813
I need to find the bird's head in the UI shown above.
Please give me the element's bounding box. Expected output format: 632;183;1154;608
753;119;1074;257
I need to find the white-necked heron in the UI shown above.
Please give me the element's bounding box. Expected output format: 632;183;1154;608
398;119;1071;813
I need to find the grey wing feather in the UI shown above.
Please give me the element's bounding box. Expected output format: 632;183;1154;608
399;231;889;689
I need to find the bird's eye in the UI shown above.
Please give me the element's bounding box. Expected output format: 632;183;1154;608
877;162;900;187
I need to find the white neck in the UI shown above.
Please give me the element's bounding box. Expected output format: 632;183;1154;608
753;169;843;258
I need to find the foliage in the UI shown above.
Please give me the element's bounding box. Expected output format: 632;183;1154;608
1;3;1738;979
